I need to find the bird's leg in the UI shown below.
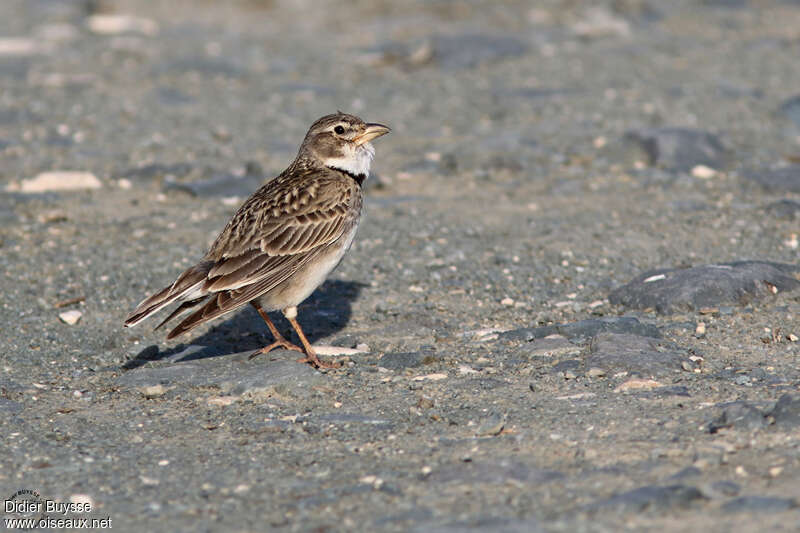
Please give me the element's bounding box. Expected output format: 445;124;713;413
283;306;341;369
248;302;304;360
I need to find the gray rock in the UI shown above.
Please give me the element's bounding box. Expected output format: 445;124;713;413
163;172;263;198
586;484;706;513
414;518;544;533
767;394;800;428
744;165;800;193
117;353;323;396
500;317;660;343
707;401;767;433
516;336;580;358
429;459;562;485
315;412;393;430
778;94;800;132
609;261;800;313
617;128;731;171
379;351;440;369
587;332;688;376
0;398;23;415
119;163;194;182
432;33;529;69
721;496;799;512
707;480;741;497
764;199;800;219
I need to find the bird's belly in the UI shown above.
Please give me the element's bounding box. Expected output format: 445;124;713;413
257;223;359;311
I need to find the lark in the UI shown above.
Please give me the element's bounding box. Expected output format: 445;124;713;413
125;113;390;368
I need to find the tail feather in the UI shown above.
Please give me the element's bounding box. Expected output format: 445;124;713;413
124;262;212;327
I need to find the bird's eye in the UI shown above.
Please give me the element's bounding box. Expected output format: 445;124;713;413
334;125;345;135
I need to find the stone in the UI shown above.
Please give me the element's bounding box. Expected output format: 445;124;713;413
163;172;262;198
586;484;706;513
609;261;800;313
517;335;581;358
721;496;798;512
707;402;767;433
429;459;562;485
764;199;800;219
58;309;82;325
86;15;159;36
778;94;800;132
118;354;324;397
120;163;194;182
767;394;800;428
12;171;101;193
587;333;688;376
379;351;440;370
0;38;39;56
617;128;731;172
744;165;800;193
0;398;23;415
476;412;505;436
500;317;660;343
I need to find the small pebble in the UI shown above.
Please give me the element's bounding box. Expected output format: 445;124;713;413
15;171;101;193
586;367;606;378
58;309;82;325
69;494;94;508
501;297;514;306
695;322;706;336
142;385;167;398
614;378;663;392
207;396;236;407
691;164;717;179
412;373;447;381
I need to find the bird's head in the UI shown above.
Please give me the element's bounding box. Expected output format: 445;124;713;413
298;112;390;178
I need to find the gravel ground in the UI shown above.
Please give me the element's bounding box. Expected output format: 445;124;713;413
2;0;800;531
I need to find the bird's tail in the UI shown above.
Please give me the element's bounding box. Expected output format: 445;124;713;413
124;261;213;328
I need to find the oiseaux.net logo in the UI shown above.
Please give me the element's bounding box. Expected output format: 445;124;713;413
4;489;112;530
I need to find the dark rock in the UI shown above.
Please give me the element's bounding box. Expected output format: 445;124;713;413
500;317;660;343
707;401;767;433
156;58;244;77
118;354;323;396
764;199;800;219
609;261;800;313
636;385;690;398
708;481;740;497
414;518;544;533
429;459;562;485
379;351;440;369
431;34;529;70
163;172;263;198
721;496;798;512
586;484;706;513
517;336;580;358
617;128;731;171
778;94;800;131
587;333;687;376
155;87;194;106
119;163;194;181
767;394;800;428
668;466;701;480
0;398;23;415
551;359;581;373
744;165;800;193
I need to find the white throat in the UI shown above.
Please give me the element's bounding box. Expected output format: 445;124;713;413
324;142;374;178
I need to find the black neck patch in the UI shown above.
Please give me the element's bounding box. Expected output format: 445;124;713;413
330;166;367;187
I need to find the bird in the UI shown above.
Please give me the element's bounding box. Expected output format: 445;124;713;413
124;112;390;368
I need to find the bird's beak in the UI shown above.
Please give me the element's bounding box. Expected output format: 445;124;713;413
354;123;391;145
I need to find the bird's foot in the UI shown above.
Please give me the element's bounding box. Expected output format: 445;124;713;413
296;352;342;369
248;340;304;360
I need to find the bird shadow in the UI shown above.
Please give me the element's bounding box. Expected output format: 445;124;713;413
122;279;367;370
